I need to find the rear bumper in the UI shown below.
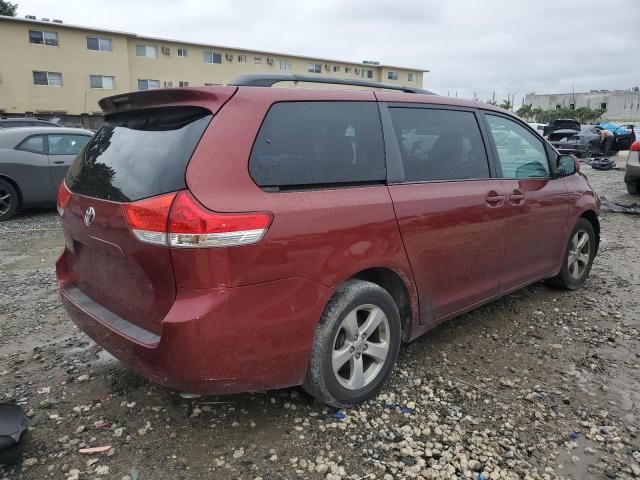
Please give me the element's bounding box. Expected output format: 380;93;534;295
57;251;332;394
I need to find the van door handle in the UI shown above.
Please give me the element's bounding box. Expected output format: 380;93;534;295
485;191;505;206
53;160;65;164
510;190;525;204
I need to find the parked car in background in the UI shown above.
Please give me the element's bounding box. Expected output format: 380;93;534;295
0;127;93;220
527;122;546;136
0;117;62;129
543;119;581;137
56;76;600;407
613;124;636;151
624;140;640;194
550;125;602;158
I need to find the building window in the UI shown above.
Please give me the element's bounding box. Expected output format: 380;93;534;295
387;71;398;80
29;29;58;46
555;104;561;110
135;44;157;58
137;79;160;90
89;75;115;89
362;69;373;79
333;65;340;72
345;67;352;74
179;81;189;87
177;48;188;57
308;63;322;74
33;71;62;86
600;103;607;110
87;36;112;52
569;103;575;110
408;73;416;82
238;54;247;63
203;51;222;64
278;59;292;71
254;57;262;64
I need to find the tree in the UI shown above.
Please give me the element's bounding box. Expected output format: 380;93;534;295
516;104;533;119
0;0;18;16
498;99;512;110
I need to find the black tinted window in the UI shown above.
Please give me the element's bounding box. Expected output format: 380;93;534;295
249;102;385;189
66;107;211;202
389;108;490;182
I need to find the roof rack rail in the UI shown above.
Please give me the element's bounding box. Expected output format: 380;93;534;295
229;73;436;95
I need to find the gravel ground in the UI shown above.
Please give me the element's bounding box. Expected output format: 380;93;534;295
1;156;639;480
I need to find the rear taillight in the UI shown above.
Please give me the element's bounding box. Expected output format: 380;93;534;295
57;181;72;216
631;141;640;152
168;191;271;248
123;191;272;248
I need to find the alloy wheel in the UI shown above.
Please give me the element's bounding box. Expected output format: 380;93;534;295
568;230;591;280
332;304;390;390
0;185;13;217
584;143;593;157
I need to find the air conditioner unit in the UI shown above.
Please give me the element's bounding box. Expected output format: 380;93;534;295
53;19;63;23
162;46;172;55
41;18;50;21
25;15;36;20
266;57;274;65
164;81;174;87
225;53;234;61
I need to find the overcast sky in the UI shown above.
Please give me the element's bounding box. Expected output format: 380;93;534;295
15;0;640;106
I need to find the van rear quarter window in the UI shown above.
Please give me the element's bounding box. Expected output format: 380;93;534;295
65;107;212;202
249;101;386;189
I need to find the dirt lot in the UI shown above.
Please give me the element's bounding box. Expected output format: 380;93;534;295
1;157;639;480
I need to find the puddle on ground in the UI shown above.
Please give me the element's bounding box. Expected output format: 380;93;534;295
555;435;601;479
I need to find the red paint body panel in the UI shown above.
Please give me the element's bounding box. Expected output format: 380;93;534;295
499;178;569;290
388;180;509;324
56;85;600;395
58;251;332;393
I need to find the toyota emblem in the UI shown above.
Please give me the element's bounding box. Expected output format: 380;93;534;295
84;207;96;226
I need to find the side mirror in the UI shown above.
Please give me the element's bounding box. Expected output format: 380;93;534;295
556;154;579;176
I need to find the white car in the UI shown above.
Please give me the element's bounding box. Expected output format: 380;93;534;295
527;122;546;137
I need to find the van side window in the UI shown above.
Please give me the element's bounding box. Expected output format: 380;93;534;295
486;114;550;179
249;102;385;189
388;108;490;182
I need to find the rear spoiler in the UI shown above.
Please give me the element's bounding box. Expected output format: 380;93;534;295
99;87;238;115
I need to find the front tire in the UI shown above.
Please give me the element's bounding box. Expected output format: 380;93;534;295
303;280;402;408
546;218;596;290
626;181;639;195
0;178;19;221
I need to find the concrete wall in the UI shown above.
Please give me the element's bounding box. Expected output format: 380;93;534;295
0;16;425;116
524;91;640;121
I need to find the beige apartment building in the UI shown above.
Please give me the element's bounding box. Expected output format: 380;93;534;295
0;15;427;118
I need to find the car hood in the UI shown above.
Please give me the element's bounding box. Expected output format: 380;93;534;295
550;120;581;132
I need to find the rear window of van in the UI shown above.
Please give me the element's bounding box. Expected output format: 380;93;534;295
66;107;211;202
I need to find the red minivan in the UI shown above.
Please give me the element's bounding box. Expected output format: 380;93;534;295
56;75;600;407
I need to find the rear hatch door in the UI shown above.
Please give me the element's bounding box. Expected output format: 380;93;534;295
61;88;235;335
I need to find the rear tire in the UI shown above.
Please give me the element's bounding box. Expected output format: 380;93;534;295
626;182;639;195
303;280;401;408
580;143;594;159
0;178;18;221
546;218;596;290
